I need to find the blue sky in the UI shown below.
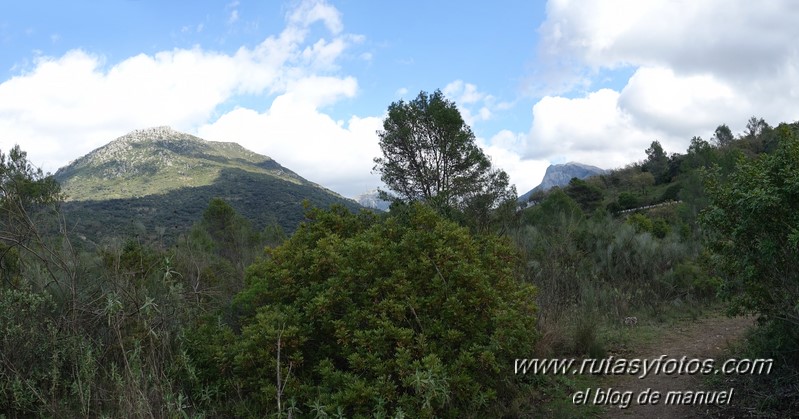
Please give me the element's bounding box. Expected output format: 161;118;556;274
2;1;798;198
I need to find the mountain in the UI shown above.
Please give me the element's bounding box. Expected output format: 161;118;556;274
355;189;390;211
518;162;606;203
55;126;361;243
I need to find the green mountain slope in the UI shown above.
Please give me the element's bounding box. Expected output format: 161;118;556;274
54;126;361;243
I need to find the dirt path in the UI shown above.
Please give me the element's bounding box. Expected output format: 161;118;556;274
599;315;754;419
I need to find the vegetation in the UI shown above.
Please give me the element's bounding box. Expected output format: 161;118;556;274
702;123;799;415
56;127;360;244
54;126;309;201
1;101;797;416
373;90;516;232
189;203;538;417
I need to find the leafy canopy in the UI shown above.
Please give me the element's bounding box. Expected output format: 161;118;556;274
702;123;799;326
373;90;516;223
198;203;537;417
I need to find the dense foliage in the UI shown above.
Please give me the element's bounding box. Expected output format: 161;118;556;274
189;203;538;417
2;110;798;417
61;167;359;244
702;123;799;357
373;90;516;232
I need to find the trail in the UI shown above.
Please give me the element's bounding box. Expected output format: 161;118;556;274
599;315;754;419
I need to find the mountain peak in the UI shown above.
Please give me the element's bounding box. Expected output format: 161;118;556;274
123;125;180;139
112;126;199;145
518;161;606;202
54;127;304;201
356;189;391;211
54;127;363;242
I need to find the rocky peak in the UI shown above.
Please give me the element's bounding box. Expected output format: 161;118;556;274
518;162;606;203
119;126;181;143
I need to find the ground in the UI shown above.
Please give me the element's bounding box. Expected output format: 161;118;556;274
598;315;754;419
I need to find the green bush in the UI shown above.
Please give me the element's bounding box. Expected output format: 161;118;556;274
617;192;639;210
627;213;653;234
0;288;60;414
651;218;671;239
660;182;682;201
193;203;538;417
702;123;799;328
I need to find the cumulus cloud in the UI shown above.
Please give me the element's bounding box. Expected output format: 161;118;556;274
478;130;550;195
0;0;375;197
520;0;799;174
197;97;383;197
443;80;496;126
541;0;799;80
287;0;343;35
526;89;664;167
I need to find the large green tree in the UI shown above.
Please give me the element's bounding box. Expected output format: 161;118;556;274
373;90;516;226
643;140;669;184
191;203;538;417
0;145;63;250
702;123;799;326
712;123;735;148
0;145;77;296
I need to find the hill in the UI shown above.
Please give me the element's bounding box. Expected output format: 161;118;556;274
518;162;605;202
54;126;362;243
355;189;390;211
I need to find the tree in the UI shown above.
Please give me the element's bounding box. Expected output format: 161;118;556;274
564;177;604;213
712;124;735;148
200;198;259;276
684;136;714;170
373;90;516;224
745;116;769;139
196;203;538;416
0;145;80;303
0;145;63;251
702;123;799;327
643;140;669;184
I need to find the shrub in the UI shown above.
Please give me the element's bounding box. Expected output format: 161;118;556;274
627;213;653;234
651;218;671;239
617;192;639;210
194;203;538;417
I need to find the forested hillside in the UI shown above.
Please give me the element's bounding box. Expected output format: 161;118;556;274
1;101;797;416
54;126;362;244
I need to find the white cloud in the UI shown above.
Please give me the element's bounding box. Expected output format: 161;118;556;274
526;88;667;168
284;75;357;108
287;0;343;35
394;87;408;97
0;0;375;196
540;0;799;80
444;80;484;104
617;67;741;137
197;95;384;197
226;1;240;24
519;0;799;173
442;80;496;126
228;10;239;24
478;130;550;195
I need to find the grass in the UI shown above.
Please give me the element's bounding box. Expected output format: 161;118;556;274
531;296;719;417
702;319;799;418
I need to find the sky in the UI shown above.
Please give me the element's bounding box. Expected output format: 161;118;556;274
1;1;798;199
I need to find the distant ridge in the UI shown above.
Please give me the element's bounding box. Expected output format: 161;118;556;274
355;189;390;211
55;126;361;242
55;126;313;200
518;162;606;202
